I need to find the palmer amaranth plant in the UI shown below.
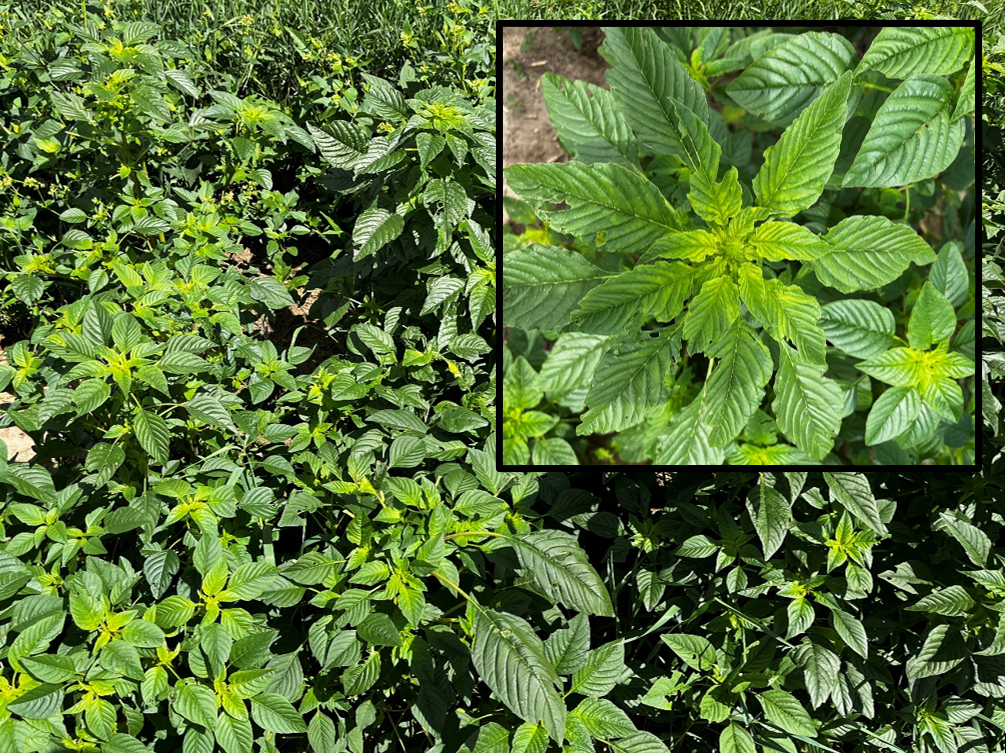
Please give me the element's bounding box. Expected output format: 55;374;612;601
502;26;977;466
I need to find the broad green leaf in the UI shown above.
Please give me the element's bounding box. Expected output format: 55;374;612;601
133;408;170;465
572;698;637;739
249;693;308;733
800;639;841;708
511;722;549;753
699;687;732;723
201;623;233;679
569;640;625;698
856;27;973;79
541;73;639;168
906;585;975;617
357;612;402;647
907;624;967;681
930;242;968;308
228;669;277;699
20;655;77;684
352;205;404;260
599;26;710;157
505;162;681;256
504;356;543;411
787;597;815;638
543;613;591;676
936;512;990;566
248;277;295;309
226;561;278;601
579;328;678;436
648;229;720;263
819;299;895;359
574;261;694;334
747;222;831;263
757;689;818;737
11;275;44;304
7;683;63;719
471;608;565;742
907;282;956;350
718;722;756;753
844;75;964;188
504;530;614;616
753;72;852;218
773;344;843;460
726;32;856;125
823;472;887;534
683;276;740;354
216;713;253;753
70;588;104;631
864;386;923;446
701;321;773;447
166;68;200;98
815;215;936;293
856;347;923;387
122;619;166;648
607;732;671;753
175;681;218;728
307;121;368;169
661;634;716;671
104;734;153;753
688;167;742;227
502;244;607;331
953;55;975;119
186;394;237;433
654;394;726;465
830;610;869;659
674;535;718;558
537;334;610;396
739;269;826;364
745;476;792;560
670;98;721;181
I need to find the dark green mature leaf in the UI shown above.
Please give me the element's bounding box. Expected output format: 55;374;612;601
753;72;852;218
856;27;973;79
133;408;170;464
830;610;869;659
661;634;716;671
541;73;639;168
758;689;818;737
250;693;308;733
823;473;888;534
773;344;843;460
505;162;681;256
502;244;607;331
573;698;637;739
815;215;937;293
7;683;63;719
544;613;591;675
175;681;218;728
701;320;773;447
579;328;678;436
865;386;922;446
505;530;614;616
599;26;710;158
569;640;625;698
472;608;565;742
745;476;791;559
820;299;896;359
726;32;856;125
906;585;975;616
844;75;965;188
718;723;756;753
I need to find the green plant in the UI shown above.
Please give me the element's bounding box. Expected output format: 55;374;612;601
502;26;977;465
